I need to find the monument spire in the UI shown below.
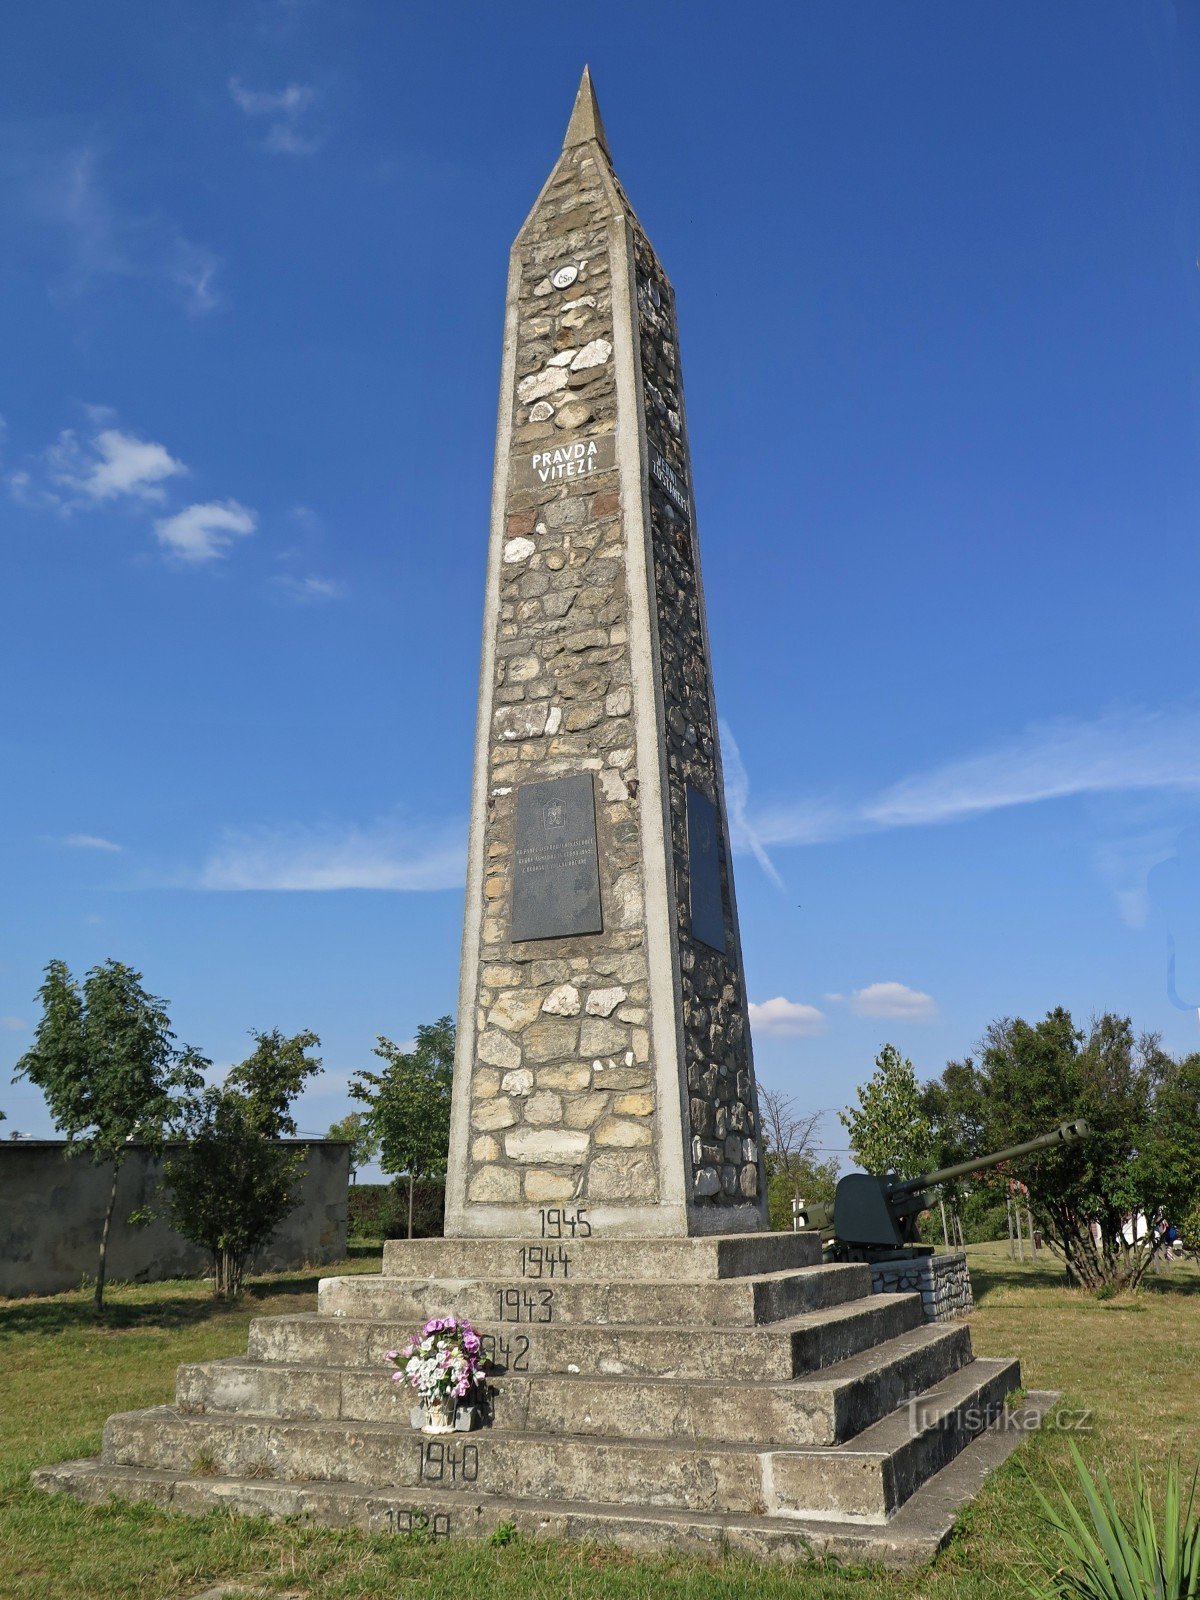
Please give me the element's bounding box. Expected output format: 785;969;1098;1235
445;68;765;1237
562;64;610;157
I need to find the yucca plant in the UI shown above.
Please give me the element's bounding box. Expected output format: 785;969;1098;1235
1021;1441;1200;1599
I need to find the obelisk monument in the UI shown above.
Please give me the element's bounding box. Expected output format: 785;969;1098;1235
445;69;766;1237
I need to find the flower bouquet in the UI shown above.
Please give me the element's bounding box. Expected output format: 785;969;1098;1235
387;1317;488;1433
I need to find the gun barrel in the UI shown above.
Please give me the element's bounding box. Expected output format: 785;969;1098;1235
894;1119;1090;1195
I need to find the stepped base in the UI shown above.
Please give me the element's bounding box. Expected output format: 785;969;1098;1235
34;1391;1055;1567
31;1235;1042;1567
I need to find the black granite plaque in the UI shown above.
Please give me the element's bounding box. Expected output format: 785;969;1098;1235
511;774;602;942
686;784;726;953
649;445;690;518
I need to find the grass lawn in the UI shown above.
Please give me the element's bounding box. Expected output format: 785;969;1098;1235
2;1241;1197;1599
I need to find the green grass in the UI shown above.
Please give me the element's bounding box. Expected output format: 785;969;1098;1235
1;1241;1197;1599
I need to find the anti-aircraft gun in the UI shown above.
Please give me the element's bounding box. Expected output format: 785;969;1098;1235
796;1119;1090;1262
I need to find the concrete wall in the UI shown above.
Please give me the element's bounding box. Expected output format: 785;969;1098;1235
0;1139;350;1298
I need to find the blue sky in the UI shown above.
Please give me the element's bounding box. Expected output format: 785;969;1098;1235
2;1;1198;1174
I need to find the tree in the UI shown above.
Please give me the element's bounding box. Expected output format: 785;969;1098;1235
840;1043;934;1179
163;1029;322;1299
758;1086;836;1230
920;1058;988;1242
225;1028;322;1137
327;1111;379;1179
15;960;203;1311
923;1011;1200;1291
350;1016;454;1239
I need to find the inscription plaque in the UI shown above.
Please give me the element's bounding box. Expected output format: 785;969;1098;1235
649;445;690;517
511;774;602;942
686;784;726;952
514;433;616;489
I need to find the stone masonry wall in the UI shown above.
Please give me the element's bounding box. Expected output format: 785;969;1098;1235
464;144;659;1211
628;226;759;1212
870;1252;975;1323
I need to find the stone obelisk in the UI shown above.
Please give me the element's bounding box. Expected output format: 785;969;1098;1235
445;69;766;1237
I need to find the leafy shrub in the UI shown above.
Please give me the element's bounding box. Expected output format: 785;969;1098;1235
1022;1442;1199;1598
348;1180;445;1240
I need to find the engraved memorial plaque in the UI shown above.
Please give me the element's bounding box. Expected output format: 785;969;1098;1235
511;774;602;942
649;445;690;517
513;432;616;489
686;784;726;953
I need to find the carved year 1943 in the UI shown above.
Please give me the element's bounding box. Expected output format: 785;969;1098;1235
497;1286;555;1323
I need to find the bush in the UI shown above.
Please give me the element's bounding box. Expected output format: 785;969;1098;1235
1022;1442;1199;1598
348;1179;445;1240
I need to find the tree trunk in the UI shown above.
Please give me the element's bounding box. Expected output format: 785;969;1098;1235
407;1172;415;1240
1006;1190;1015;1260
95;1160;121;1313
939;1196;949;1248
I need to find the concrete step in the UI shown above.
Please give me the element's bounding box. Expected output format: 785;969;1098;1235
317;1261;870;1328
177;1321;972;1448
102;1405;776;1513
248;1289;920;1381
769;1356;1022;1523
379;1231;823;1282
34;1389;1058;1568
105;1349;1014;1518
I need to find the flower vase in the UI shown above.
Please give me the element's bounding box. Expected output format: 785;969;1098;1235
421;1396;457;1434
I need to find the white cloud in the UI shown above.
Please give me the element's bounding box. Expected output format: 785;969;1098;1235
229;78;321;155
24;143;221;315
1;1016;28;1033
200;817;465;891
744;706;1200;850
273;573;346;603
850;982;937;1020
9;411;186;515
720;722;784;889
48;425;185;504
155;499;257;563
64;833;123;852
748;997;826;1037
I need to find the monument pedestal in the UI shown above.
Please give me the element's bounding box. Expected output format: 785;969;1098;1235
34;1234;1051;1565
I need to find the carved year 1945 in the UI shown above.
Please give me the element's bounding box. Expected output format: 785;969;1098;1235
539;1207;591;1239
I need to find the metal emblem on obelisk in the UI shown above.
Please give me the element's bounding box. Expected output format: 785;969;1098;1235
445;68;766;1237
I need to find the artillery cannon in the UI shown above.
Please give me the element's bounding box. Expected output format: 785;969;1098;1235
796;1119;1090;1262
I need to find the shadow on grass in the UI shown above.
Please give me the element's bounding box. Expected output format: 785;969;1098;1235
971;1253;1200;1304
0;1259;374;1340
